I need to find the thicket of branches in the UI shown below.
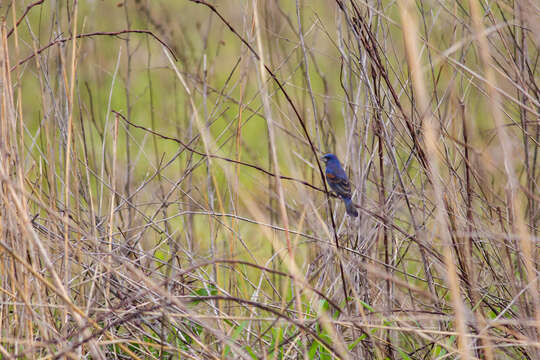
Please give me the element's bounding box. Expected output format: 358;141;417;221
0;0;539;358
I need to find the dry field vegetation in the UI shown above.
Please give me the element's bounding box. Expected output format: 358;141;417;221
1;0;539;358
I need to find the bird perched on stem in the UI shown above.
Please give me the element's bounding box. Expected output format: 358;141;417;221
321;153;358;217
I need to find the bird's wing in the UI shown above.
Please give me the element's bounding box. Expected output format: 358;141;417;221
326;172;352;198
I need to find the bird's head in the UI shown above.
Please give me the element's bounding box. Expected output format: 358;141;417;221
321;153;339;164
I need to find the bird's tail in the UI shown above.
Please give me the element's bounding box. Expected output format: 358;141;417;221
344;198;358;217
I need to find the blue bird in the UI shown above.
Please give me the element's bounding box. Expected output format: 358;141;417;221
321;153;358;217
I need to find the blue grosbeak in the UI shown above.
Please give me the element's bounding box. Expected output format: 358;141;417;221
321;153;358;217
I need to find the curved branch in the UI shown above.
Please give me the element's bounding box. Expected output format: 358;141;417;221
7;0;46;39
112;110;329;195
11;29;177;71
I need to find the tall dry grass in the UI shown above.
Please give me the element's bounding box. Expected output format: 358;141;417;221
0;0;539;358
